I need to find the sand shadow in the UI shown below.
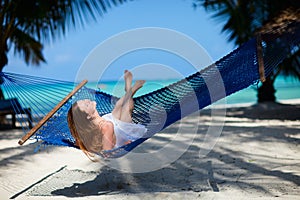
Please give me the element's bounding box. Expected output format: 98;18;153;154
225;102;300;120
4;102;300;198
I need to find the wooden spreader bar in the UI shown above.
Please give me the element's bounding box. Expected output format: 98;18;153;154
18;80;88;145
256;34;266;82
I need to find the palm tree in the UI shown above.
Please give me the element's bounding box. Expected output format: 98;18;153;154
193;0;300;102
0;0;130;99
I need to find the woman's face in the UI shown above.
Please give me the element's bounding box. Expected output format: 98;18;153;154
76;99;97;117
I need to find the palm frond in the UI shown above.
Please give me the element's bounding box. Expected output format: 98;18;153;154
280;46;300;79
0;0;133;70
10;0;132;43
10;28;46;66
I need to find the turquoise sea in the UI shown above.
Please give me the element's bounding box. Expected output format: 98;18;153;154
226;75;300;104
86;75;300;105
3;75;299;116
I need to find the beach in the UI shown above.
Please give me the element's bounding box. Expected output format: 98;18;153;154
0;100;299;200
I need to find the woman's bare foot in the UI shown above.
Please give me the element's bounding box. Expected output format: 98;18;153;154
124;70;132;92
131;80;145;95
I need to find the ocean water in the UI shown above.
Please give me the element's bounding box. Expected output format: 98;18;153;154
4;75;299;116
1;74;298;124
87;75;300;105
225;75;300;104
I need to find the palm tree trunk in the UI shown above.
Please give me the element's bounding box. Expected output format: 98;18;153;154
0;49;7;124
257;76;276;102
0;85;4;100
0;50;8;100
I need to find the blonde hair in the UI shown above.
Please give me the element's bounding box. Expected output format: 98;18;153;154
67;102;103;161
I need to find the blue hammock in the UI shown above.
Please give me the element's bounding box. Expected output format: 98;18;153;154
1;22;299;158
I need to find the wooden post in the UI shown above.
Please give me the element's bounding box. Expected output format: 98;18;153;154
256;34;266;82
18;80;88;145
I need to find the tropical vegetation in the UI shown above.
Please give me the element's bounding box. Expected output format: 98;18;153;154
193;0;300;102
0;0;130;99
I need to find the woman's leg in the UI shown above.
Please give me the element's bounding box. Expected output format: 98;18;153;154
124;69;132;93
112;71;145;122
119;80;145;122
112;70;133;119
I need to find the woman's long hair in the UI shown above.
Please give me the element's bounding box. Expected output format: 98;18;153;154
67;102;103;162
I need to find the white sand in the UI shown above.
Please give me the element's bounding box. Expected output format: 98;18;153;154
0;101;299;199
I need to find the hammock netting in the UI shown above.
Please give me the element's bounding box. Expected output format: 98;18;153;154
1;21;299;158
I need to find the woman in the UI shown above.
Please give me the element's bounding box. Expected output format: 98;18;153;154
67;70;147;161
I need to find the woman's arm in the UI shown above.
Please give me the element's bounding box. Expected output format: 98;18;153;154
101;122;116;150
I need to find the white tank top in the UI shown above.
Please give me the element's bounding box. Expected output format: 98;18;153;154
102;113;147;148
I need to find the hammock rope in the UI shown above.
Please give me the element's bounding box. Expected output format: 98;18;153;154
1;21;299;158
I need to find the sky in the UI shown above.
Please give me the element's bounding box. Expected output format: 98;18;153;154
5;0;235;82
